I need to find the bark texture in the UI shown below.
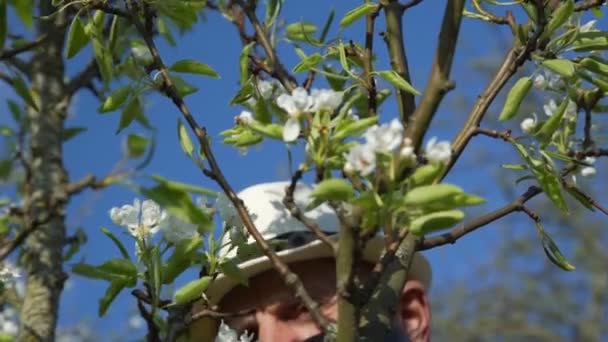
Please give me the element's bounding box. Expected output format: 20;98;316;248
19;2;70;341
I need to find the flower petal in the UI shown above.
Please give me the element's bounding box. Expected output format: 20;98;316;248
283;117;301;142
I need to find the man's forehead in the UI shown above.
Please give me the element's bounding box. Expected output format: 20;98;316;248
218;258;341;311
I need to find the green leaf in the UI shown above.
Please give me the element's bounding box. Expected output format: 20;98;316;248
340;3;378;29
535;221;575;271
535;97;569;143
13;0;33;28
220;260;247;286
265;0;282;28
332;116;378;141
501;163;527;170
126;134;149;158
404;184;463;206
293;53;324;74
12;75;38;111
319;8;335;43
63;228;86;261
171;75;199;97
157;17;176;46
542;59;576;78
512;142;568;212
173;276;212;304
177;119;194;158
378;70;421;96
66;16;89;58
117;97;141;134
410;210;465;236
571;31;608;52
0;0;7;50
162;236;203;284
247;121;283;140
72;259;137;284
92;38;113;87
310;178;355;203
99;86;130;113
7;99;23;124
230;81;254;105
61;127;87;142
239;42;254;84
408;164;443;187
101;228;130;260
149;175;218;198
99;281;125;317
579;56;608;77
108;15;119;54
540;0;573;40
169;59;219;78
498;76;532;122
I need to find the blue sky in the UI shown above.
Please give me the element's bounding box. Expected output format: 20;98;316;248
2;1;606;338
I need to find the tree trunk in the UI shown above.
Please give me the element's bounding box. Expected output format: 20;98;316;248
19;2;70;340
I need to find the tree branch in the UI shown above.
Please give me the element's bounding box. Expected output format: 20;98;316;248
66;58;99;97
382;0;416;122
420;186;543;250
405;0;465;150
363;1;380;117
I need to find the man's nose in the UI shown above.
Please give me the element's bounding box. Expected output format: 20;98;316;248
255;310;322;342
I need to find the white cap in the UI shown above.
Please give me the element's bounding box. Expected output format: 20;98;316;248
203;181;432;305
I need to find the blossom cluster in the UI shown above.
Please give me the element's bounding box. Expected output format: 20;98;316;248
343;118;452;176
0;262;20;284
276;87;344;142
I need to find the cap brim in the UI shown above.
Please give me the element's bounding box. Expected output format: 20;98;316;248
205;235;432;306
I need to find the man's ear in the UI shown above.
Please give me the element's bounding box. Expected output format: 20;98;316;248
398;280;431;342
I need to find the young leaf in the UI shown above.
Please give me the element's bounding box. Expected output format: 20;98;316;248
98;281;125;317
378;70;421;96
12;75;38;111
535;221;575;271
248;121;284;140
171;75;199;97
126;134;149;158
177;119;194;158
101;228;130;260
410;210;465;236
169;59;220;78
149;175;218;198
173;276;212;304
408;164;444;187
332;116;378;141
579;57;608;77
141;182;212;229
99;86;130;113
163;237;203;284
535;97;569;143
310;178;355;203
540;0;573;40
239;42;255;84
61;127;87;142
66;16;89;59
404;184;463;206
340;3;378;29
498;76;532;122
293;53;324;73
542;59;576;78
116;97;141;134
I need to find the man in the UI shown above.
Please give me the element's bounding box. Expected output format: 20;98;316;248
188;182;432;341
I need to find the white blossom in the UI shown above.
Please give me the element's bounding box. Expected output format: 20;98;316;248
399;137;416;162
236;110;253;125
580;156;597;178
520;114;537;134
344;144;376;176
130;44;152;64
543;99;558;117
109;199;166;238
159;214;199;244
543;99;577;118
257;80;274;99
310;88;343;112
215;320;255;342
580;20;597;32
424;137;452;163
0;262;20;283
276;87;314;142
363;118;404;153
347;108;359;121
536;71;563;90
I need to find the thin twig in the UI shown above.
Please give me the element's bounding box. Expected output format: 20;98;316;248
66;58;99;97
382;0;416;122
363;1;379;117
420;186;542;250
574;0;606;11
0;35;48;61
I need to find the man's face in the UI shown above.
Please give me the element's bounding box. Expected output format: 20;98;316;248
214;258;430;341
